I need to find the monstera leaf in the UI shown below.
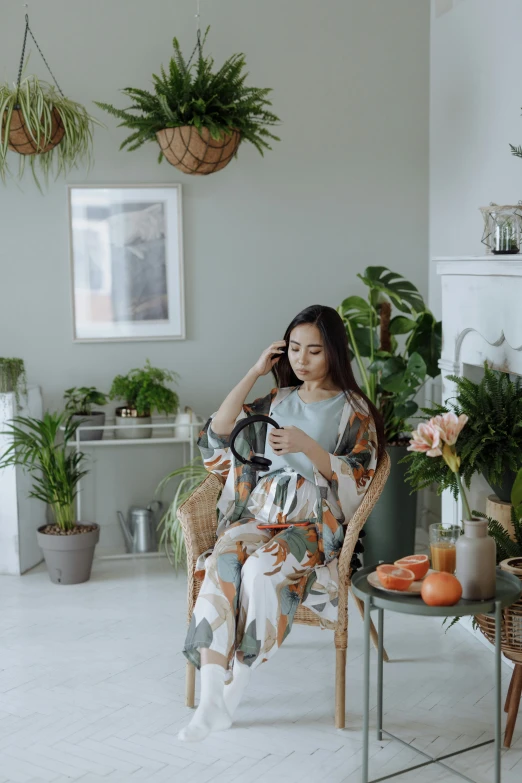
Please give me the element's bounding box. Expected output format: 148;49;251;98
337;296;376;357
358;267;426;315
408;311;442;378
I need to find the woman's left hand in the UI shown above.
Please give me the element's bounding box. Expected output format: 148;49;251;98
268;425;311;455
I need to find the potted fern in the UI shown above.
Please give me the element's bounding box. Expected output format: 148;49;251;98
95;29;280;175
337;267;442;565
64;386;108;442
109;360;179;440
402;365;522;503
0;412;98;584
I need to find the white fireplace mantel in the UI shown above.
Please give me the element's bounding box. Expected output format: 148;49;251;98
435;256;522;526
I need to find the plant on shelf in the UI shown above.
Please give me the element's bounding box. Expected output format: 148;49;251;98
337;266;441;445
0;357;27;408
402;364;522;503
109;360;179;416
64;386;108;416
156;457;212;572
95;28;280;175
0;411;99;584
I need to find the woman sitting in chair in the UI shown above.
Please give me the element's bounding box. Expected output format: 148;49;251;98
179;304;385;741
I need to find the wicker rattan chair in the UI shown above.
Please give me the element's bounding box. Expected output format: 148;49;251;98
178;451;391;729
476;572;522;747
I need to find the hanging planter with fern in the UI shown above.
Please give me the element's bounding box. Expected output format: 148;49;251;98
96;28;280;176
0;13;101;188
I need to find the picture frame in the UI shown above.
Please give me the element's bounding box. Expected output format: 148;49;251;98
68;184;185;342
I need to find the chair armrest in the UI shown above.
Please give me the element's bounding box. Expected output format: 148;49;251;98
177;472;223;564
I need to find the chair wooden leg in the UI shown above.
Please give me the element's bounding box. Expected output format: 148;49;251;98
505;666;516;713
335;648;347;729
186;662;196;708
351;588;389;662
504;664;522;748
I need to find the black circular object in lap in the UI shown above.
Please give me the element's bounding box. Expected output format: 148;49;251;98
229;414;282;471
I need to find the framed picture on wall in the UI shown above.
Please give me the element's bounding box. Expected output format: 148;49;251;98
68;184;185;342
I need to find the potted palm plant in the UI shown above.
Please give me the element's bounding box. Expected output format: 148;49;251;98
109;359;180;440
156;457;211;572
95;29;280;175
337;267;442;565
0;411;98;584
64;386;108;442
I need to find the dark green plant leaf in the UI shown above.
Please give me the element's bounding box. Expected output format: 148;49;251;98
357;266;426;315
408;312;442;378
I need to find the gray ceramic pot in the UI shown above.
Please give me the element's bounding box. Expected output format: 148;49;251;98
115;407;152;439
36;523;100;585
69;412;106;441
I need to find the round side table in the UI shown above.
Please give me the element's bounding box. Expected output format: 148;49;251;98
351;565;522;783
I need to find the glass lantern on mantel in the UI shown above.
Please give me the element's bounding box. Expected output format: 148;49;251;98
480;203;522;255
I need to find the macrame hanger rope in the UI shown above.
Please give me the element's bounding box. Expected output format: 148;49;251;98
16;6;65;98
186;0;203;69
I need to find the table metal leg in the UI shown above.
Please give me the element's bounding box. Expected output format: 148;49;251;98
362;594;371;783
495;600;502;783
377;608;384;741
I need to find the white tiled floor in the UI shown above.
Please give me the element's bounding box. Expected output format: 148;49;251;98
0;556;521;783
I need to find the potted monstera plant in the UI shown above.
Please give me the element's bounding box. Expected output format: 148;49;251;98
95;29;280;175
337;267;442;565
0;411;98;584
109;360;180;440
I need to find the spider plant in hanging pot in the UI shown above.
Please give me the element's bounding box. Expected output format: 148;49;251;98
0;15;101;188
95;28;280;175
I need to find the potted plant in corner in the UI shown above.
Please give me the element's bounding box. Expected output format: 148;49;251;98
0;357;27;409
337;266;442;565
64;386;108;442
95;29;280;175
109;359;180;440
0;411;98;584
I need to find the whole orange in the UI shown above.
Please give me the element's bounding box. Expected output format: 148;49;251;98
421;572;462;606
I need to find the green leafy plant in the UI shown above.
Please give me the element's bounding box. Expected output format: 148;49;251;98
0;358;27;408
156;458;213;572
64;386;108;416
0;74;101;189
0;412;88;531
337;267;442;443
109;359;179;416
402;364;522;499
95;29;280;161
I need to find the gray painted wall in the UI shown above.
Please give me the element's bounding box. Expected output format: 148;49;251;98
0;0;429;559
430;0;522;315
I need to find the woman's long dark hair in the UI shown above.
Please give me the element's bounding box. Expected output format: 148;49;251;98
272;304;386;462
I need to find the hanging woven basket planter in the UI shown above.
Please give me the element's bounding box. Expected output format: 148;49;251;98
7;106;65;155
96;27;280;176
156;126;241;175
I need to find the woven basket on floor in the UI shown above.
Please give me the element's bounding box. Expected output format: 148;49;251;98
156;126;240;175
475;560;522;664
4;107;65;155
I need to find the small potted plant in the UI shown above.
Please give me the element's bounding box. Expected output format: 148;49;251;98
95;29;280;175
0;411;98;584
64;386;108;441
0;357;27;409
109;359;179;440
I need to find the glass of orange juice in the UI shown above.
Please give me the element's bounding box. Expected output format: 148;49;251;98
429;524;461;574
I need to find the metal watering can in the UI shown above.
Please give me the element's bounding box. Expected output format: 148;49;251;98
117;501;163;553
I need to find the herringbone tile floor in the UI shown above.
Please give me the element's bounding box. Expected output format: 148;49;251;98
0;557;521;783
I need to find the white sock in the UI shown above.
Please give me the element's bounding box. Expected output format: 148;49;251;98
223;656;252;719
178;663;231;742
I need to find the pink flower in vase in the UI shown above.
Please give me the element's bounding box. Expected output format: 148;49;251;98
432;412;468;446
407;422;442;457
